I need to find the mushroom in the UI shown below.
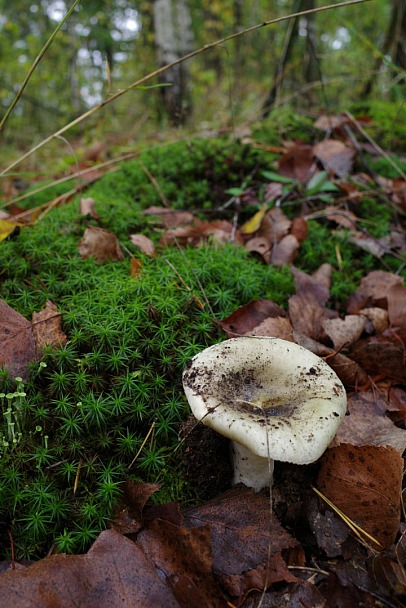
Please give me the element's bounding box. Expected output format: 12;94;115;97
182;337;347;492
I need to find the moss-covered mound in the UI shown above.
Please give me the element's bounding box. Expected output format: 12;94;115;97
0;135;404;559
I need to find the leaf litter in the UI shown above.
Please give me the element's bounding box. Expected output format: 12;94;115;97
0;112;406;606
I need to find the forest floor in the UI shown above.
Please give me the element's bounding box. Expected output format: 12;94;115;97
0;107;405;607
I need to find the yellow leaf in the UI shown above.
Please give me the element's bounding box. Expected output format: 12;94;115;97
0;219;20;242
240;203;267;235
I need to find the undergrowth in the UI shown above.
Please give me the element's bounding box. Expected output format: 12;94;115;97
0;133;404;559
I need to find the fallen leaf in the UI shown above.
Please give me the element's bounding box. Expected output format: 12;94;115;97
183;486;303;597
78;227;124;263
0;219;20;241
0;529;180;607
323;315;367;350
314;114;351;131
278;143;314;184
268;207;291;240
271;234;299;266
331;389;406;453
313;139;356;178
240;203;267;235
217;299;287;338
318;444;403;549
249;316;294;341
323;205;358;229
130;258;142;277
358;307;389;334
130;234;156;257
349;271;403;310
79;197;99;219
290;217;308;242
160;220;242;247
111;481;163;535
349;333;406;383
293;331;369;388
32;301;67;351
387;283;406;330
144;206;194;228
0;300;36;381
245;236;272;263
137;521;223;607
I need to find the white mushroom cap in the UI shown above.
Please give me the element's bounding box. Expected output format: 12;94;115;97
182;337;346;489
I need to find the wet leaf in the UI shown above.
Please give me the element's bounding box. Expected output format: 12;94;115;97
0;300;36;381
217;299;286;338
318;444;403;549
0;530;180;608
331;389;406;453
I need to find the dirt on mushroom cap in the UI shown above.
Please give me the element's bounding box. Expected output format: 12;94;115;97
182;337;347;464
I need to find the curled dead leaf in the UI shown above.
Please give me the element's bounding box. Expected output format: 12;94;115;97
78;227;124;263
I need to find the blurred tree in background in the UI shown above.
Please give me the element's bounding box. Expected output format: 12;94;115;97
0;0;404;147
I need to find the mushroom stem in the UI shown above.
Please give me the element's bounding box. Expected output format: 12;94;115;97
231;441;274;492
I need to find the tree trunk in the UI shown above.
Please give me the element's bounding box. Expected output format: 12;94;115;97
362;0;406;96
153;0;194;125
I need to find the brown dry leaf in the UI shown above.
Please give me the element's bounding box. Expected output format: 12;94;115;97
314;114;350;131
348;271;404;311
323;315;367;350
79;197;99;219
387;283;406;329
32;301;67;351
331;389;406;453
78;227;124;263
288;267;337;341
130;234;156;257
349;333;406;383
111;481;163;536
370;554;406;597
250;316;294;341
293;331;369;388
317;444;403;549
0;530;180;608
130;258;142;278
144;206;194;228
244;580;326;608
160;219;242;248
217;299;286;338
263;181;283;202
271;234;300;267
278;143;315;184
324;205;358;229
245;236;272;263
312;263;333;292
290;217;308;243
313;139;356;178
376;176;406;212
359;307;389;334
183;486;303;597
348;230;389;258
268;206;291;240
0;300;36;381
137;520;223;607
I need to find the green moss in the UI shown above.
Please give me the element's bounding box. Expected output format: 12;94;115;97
0;135;404;560
251;108;317;146
349;100;406;152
